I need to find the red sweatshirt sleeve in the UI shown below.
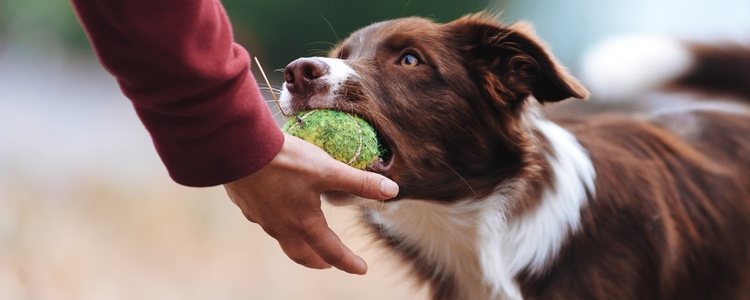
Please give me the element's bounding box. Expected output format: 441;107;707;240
71;0;284;187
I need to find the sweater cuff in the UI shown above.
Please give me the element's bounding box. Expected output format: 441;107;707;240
134;70;285;187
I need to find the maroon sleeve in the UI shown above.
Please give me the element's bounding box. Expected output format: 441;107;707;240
71;0;284;187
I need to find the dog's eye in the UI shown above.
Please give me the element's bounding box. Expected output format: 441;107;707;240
399;53;420;67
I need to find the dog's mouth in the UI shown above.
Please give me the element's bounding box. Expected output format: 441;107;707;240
367;126;396;173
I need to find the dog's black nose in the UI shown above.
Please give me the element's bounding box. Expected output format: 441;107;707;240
284;58;329;94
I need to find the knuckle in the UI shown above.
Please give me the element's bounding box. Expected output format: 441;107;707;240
261;226;282;238
319;165;340;182
310;165;338;190
298;218;323;236
358;174;371;195
241;210;257;223
289;253;315;266
320;248;347;265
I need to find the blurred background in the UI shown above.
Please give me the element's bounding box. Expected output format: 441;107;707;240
0;0;748;299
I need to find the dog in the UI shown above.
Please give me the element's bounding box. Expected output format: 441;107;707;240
279;13;750;300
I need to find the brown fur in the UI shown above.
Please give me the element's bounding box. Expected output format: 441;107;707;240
323;14;586;203
519;114;750;299
285;12;750;300
673;43;750;99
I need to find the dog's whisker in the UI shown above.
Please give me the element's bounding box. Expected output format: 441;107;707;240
306;41;337;46
434;157;478;197
320;15;340;41
400;0;415;16
308;49;330;57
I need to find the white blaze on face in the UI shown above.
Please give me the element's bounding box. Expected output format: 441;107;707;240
317;57;358;89
279;57;358;114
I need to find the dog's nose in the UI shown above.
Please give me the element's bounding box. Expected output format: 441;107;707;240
284;58;329;94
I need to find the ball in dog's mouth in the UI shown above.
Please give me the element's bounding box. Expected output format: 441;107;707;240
283;109;382;170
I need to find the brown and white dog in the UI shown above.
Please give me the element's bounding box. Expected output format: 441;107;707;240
279;13;750;300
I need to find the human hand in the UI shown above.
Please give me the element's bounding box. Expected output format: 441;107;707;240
224;134;399;275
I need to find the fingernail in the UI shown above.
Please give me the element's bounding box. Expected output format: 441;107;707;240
379;179;399;198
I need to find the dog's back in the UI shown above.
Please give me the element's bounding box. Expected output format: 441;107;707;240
526;38;750;300
574;37;750;171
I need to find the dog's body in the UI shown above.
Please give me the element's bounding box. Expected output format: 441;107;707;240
280;14;750;300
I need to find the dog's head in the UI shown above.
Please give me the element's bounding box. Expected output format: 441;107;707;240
280;13;588;201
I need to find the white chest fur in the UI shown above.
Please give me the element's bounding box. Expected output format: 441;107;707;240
365;118;596;300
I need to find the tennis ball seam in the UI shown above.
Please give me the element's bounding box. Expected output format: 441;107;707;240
346;113;364;166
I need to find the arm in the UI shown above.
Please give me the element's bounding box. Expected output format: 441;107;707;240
71;0;399;274
71;0;282;186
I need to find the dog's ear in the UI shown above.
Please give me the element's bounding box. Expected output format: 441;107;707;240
446;14;588;105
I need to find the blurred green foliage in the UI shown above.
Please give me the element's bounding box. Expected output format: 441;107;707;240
0;0;89;53
1;0;492;68
222;0;490;68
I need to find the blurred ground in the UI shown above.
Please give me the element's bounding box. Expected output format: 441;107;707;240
0;50;428;300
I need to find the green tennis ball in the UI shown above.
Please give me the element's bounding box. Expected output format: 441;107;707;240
282;109;382;169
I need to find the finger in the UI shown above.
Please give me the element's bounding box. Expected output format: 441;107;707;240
277;236;332;270
301;220;367;275
326;163;399;200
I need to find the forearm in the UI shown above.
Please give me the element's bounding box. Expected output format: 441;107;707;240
71;0;283;186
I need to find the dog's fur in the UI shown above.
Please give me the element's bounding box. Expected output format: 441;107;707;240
280;13;750;300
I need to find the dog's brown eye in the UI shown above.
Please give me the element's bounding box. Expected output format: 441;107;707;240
399;54;420;67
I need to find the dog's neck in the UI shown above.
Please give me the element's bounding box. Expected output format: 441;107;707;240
365;113;596;300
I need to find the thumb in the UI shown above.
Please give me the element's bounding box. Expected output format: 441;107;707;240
326;162;399;200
